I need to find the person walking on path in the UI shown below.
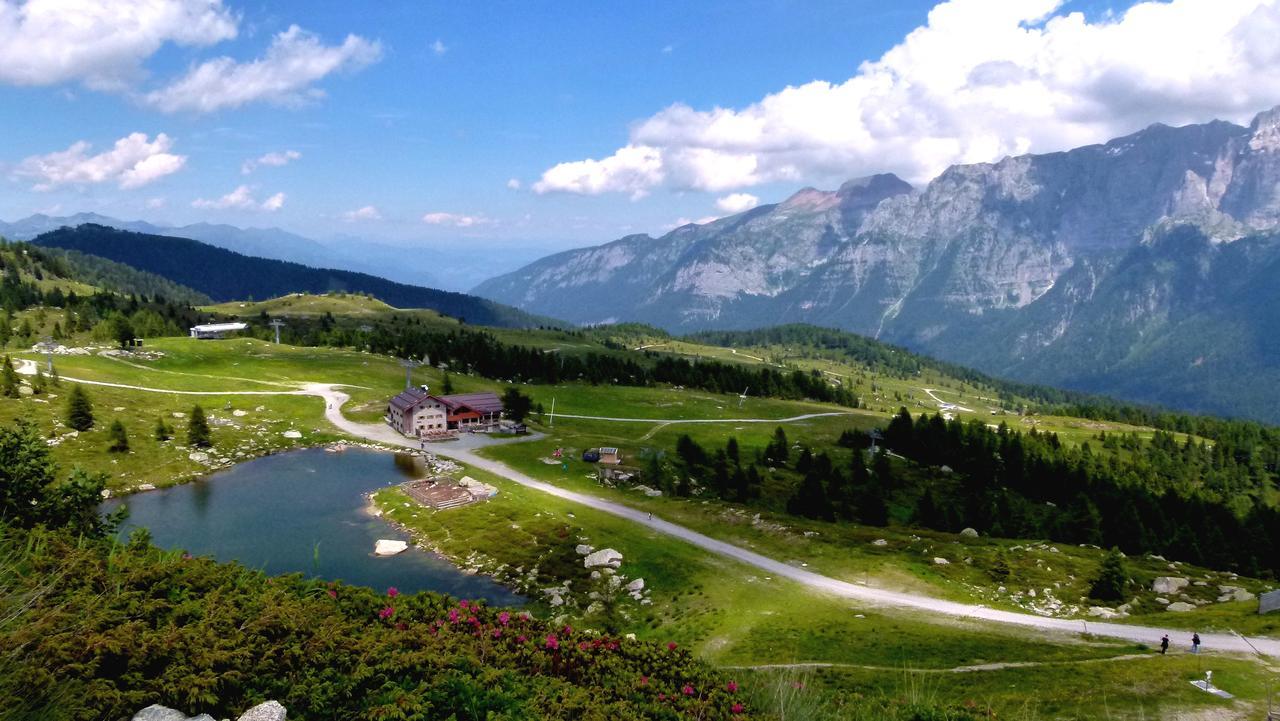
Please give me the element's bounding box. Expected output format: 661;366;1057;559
1191;632;1201;654
1160;635;1169;655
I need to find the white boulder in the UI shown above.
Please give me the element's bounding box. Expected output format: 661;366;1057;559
584;548;623;569
959;527;979;538
1152;577;1189;595
1166;601;1196;612
237;701;287;721
933;557;950;565
374;539;408;556
625;578;645;592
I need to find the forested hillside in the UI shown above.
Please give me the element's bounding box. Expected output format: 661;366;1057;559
33;224;552;328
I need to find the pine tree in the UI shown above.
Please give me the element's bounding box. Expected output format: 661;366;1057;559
1089;547;1129;602
765;427;790;465
154;416;171;442
65;384;94;431
187;405;212;448
787;471;834;521
441;372;454;394
32;366;46;395
1;355;19;398
106;420;129;453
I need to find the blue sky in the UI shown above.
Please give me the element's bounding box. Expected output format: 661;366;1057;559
2;0;1278;261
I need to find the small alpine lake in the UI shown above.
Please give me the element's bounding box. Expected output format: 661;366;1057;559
103;447;524;604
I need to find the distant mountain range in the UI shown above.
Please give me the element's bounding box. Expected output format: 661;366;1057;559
475;106;1280;422
32;224;551;329
0;213;549;292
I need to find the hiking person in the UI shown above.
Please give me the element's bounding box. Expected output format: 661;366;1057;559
1160;635;1169;655
1191;632;1201;654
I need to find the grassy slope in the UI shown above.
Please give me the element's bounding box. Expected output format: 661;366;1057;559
5;319;1272;718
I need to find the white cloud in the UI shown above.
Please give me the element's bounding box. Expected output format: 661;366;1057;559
342;205;382;221
144;24;382;113
430;39;447;56
15;132;187;190
532;144;664;197
506;177;522;190
536;0;1280;194
715;192;760;214
192;184;285;211
661;44;674;55
241;149;301;174
0;0;237;90
422;211;491;227
146;197;167;209
665;215;720;231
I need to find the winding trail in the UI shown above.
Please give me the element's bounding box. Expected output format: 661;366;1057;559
548;411;853;424
20;359;1279;658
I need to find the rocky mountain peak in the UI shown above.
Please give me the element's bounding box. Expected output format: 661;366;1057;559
1249;104;1280;152
780;186;841;212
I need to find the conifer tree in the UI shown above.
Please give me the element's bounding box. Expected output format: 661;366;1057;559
1;355;19;397
106;420;129;453
65;384;94;431
441;372;454;394
154;416;171;442
1089;547;1129;602
187;405;212;448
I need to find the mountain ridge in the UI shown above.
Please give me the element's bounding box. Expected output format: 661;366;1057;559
474;106;1280;421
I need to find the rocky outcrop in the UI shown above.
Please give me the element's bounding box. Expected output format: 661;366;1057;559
1260;589;1280;615
584;548;623;569
1152;577;1190;595
132;701;285;721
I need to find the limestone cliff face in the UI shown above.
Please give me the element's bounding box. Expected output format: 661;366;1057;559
474;107;1280;418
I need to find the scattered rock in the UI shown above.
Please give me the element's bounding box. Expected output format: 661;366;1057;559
625;578;645;592
932;557;950;565
1154;597;1170;605
1152;577;1189;595
237;701;287;721
1088;606;1127;619
233;410;248;417
132;706;192;721
959;527;979;538
871;539;888;547
188;452;209;463
1260;589;1280;615
171;412;185;418
282;430;302;439
1166;602;1196;612
1216;586;1255;603
575;544;594;556
374;539;408;556
584;548;623;569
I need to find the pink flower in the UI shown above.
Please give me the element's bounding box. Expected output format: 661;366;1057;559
578;641;588;651
386;586;399;598
667;642;678;651
562;624;573;635
731;702;745;714
639;676;649;686
327;589;337;599
682;685;694;696
448;609;459;623
498;611;510;626
379;606;395;620
517;635;527;643
726;681;739;693
545;634;559;650
658;693;666;701
492;628;502;638
459;600;470;610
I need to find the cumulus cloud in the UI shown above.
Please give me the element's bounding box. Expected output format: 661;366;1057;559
15;132;187;190
342;205;382;222
0;0;237;90
241;149;301;174
422;211;491;227
715;192;760;214
430;39;447;56
145;24;382;113
506;177;522;190
192;185;285;211
535;0;1280;194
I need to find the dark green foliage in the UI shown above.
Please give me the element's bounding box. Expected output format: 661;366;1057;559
765;427;790;465
154;416;171;442
106;420;129;453
1090;548;1129;602
0;525;746;720
0;419;116;537
65;384;94;431
0;356;17;398
442;371;454;394
501;387;533;423
98;312;135;347
33;224;548;328
187;405;211;448
29;245;211;305
879;409;1280;577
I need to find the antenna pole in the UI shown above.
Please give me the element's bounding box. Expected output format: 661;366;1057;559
268;319;286;344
